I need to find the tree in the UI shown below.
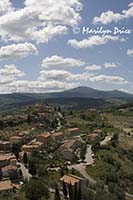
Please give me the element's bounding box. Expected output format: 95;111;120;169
27;113;31;125
24;179;49;200
54;184;61;200
51;118;58;129
68;183;73;200
62;181;68;198
0;168;2;181
71;168;75;175
74;183;78;200
60;167;64;177
111;133;119;147
92;141;100;153
12;143;20;160
29;160;36;176
78;182;82;200
83;188;95;200
80;145;87;161
23;152;28;166
38;165;48;178
58;106;61;113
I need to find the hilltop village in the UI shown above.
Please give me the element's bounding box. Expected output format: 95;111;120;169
0;102;132;200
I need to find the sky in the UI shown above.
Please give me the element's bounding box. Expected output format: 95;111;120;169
0;0;133;94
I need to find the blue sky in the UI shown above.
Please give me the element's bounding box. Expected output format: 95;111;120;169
0;0;132;93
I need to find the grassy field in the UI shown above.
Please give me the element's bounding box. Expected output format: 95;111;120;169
119;134;133;149
86;159;110;180
104;113;133;129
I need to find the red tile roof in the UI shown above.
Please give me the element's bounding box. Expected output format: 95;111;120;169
60;174;84;186
52;132;64;137
2;165;17;172
68;128;80;132
0;154;16;162
0;180;13;191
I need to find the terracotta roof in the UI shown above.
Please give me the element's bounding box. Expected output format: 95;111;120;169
2;165;17;172
52;132;64;137
60;139;78;149
0;141;10;145
0;180;13;191
19;131;30;135
60;174;84;186
31;141;43;146
0;154;16;161
12;183;21;190
68;128;80;132
22;145;39;149
10;136;22;140
38;132;51;138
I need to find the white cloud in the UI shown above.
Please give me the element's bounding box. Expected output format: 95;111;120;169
0;0;13;15
85;64;101;71
31;25;68;44
127;49;133;57
0;64;25;84
0;0;82;43
39;70;73;81
104;62;117;68
39;69;93;82
0;64;24;77
0;43;38;60
93;3;133;24
90;75;128;84
118;88;130;93
68;35;124;49
42;55;85;69
3;80;79;93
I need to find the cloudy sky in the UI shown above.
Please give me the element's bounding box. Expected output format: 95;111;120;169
0;0;133;93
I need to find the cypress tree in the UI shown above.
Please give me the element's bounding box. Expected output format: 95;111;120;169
78;181;82;200
23;152;28;165
63;181;67;198
68;183;73;200
29;160;36;176
54;184;61;200
74;182;78;200
60;167;64;177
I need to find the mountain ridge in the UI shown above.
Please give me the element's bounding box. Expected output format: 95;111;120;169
1;86;133;99
0;86;132;114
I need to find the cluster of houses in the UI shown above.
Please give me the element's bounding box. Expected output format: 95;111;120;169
0;153;20;195
88;129;103;142
0;130;31;195
0;122;103;195
0;127;82;194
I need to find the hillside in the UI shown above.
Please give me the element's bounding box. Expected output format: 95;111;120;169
43;86;133;99
0;87;132;114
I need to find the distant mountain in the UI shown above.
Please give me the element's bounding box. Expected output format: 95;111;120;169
0;86;132;114
44;86;133;99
